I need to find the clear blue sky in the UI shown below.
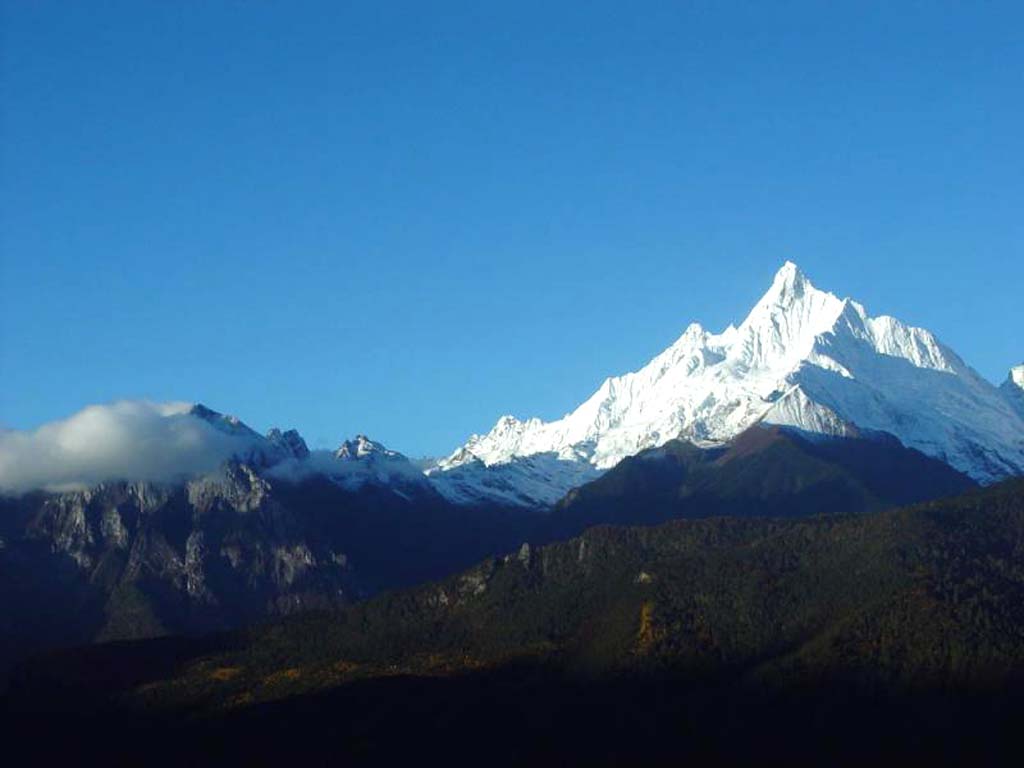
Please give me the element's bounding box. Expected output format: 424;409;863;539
1;1;1021;456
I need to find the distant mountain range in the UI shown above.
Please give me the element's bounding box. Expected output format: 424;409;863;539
0;419;977;683
1;263;1020;508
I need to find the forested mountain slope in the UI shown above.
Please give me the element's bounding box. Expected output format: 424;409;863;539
10;479;1024;764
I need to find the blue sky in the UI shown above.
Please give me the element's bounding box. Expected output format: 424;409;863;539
1;1;1021;457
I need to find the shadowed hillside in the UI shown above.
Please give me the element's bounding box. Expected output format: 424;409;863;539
8;479;1024;764
546;424;976;538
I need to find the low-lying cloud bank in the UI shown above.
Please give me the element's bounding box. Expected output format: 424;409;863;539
0;401;258;494
265;450;425;487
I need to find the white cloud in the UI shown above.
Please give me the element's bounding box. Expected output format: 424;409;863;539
265;450;425;487
0;401;259;494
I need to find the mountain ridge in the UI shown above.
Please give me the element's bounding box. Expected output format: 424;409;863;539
2;264;1019;509
546;423;976;539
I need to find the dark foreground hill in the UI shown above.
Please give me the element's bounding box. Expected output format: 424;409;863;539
547;424;976;538
7;479;1024;765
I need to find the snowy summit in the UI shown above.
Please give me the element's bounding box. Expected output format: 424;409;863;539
429;262;1024;506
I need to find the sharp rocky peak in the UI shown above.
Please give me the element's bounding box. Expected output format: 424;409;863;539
764;260;811;303
189;403;255;435
335;435;403;461
266;428;310;460
1002;365;1024;419
190;403;312;467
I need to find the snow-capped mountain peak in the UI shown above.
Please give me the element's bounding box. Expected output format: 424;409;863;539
1002;364;1024;419
752;259;815;313
335;434;402;461
1009;365;1024;391
430;261;1024;507
730;260;845;372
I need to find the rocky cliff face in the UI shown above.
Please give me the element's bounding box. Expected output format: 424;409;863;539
0;456;535;682
2;464;358;651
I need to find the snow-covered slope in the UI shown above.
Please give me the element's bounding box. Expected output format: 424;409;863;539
430;262;1024;506
266;433;435;499
427;451;603;508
